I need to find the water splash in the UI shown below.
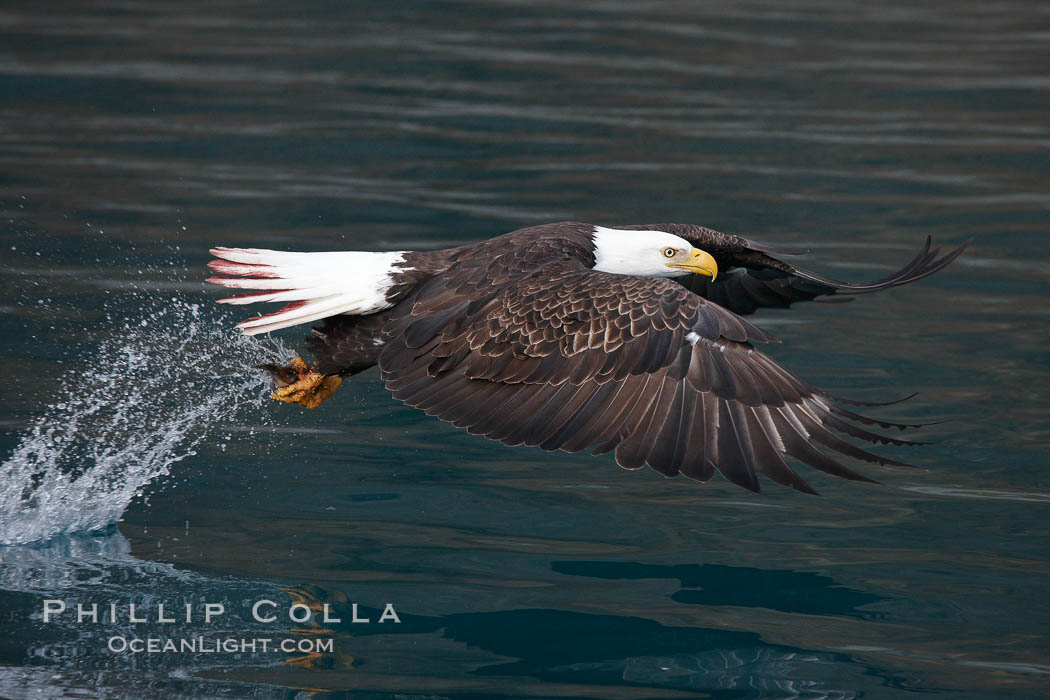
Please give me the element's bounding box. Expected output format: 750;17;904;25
0;283;292;546
0;530;302;694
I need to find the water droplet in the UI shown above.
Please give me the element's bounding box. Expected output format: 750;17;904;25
0;276;293;545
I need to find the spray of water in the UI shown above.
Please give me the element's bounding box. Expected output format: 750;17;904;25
0;282;293;546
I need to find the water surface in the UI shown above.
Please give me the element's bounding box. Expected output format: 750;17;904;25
2;1;1049;697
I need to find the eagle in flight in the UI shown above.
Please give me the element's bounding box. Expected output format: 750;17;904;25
207;222;967;494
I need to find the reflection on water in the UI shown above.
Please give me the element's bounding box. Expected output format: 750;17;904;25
0;532;300;697
2;0;1049;697
559;648;858;698
553;561;890;618
0;533;907;699
450;608;891;697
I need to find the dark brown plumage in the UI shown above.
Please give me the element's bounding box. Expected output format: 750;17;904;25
210;221;969;494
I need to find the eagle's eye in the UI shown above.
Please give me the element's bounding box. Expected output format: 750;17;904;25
662;247;677;258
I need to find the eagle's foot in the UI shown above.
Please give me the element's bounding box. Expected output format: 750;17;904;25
258;357;343;410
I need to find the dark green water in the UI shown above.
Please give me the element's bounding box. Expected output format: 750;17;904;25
1;1;1049;697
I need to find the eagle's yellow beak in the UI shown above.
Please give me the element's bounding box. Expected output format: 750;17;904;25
668;248;718;280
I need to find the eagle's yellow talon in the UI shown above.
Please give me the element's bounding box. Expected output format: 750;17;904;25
262;357;343;409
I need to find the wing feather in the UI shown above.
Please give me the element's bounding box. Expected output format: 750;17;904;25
645;377;689;476
747;407;818;494
665;226;970;316
379;258;925;493
678;391;716;482
615;374;678;470
716;399;762;492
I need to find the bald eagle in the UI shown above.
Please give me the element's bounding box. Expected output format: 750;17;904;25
207;222;968;494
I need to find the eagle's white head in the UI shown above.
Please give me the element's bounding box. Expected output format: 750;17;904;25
591;226;719;279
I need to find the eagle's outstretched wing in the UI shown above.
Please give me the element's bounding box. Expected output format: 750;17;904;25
378;262;920;494
628;225;970;315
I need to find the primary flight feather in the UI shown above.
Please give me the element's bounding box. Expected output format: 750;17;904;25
207;221;968;494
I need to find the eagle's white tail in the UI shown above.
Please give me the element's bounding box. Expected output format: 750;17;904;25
207;247;408;335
